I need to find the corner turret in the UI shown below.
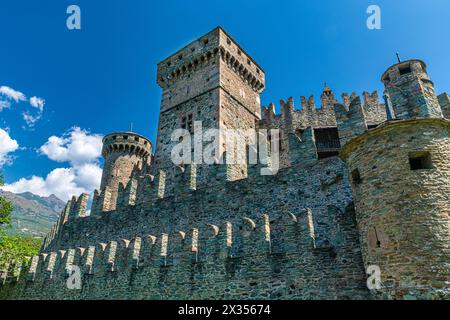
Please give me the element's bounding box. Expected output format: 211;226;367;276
339;59;450;299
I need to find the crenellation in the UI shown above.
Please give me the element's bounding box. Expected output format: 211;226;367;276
129;237;142;269
61;248;75;272
280;97;295;132
139;235;157;267
362;91;387;125
115;239;131;272
26;255;39;282
334;96;368;146
120;179;138;208
92;243;107;275
287;127;318;166
1;208;372;299
68;193;90;221
438;92;450;118
83;246;96;275
306;208;317;246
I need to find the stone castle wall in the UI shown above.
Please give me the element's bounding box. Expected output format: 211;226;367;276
2;28;450;301
0;158;371;300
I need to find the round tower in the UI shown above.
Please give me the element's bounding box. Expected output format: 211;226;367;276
382;59;442;119
100;132;153;209
340;60;450;299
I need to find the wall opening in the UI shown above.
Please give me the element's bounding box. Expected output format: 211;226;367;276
351;169;362;185
314;127;341;159
399;64;412;76
409;151;433;170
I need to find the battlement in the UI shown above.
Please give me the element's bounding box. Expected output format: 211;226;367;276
39;156;354;256
334;97;368;146
260;90;386;131
102;132;152;158
1;196;370;300
157;27;265;92
438;92;450;118
7;212;313;283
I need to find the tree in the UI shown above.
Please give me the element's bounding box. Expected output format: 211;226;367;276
0;172;41;270
0;235;42;266
0;172;13;227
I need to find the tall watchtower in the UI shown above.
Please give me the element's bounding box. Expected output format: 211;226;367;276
154;27;265;191
100;132;152;211
339;60;450;299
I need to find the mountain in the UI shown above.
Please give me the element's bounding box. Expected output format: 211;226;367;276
0;191;66;237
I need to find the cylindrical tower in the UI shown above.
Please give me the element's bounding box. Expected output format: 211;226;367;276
100;132;153;210
340;60;450;300
382;59;442;119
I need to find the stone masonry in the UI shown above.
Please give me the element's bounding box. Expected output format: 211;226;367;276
0;27;449;300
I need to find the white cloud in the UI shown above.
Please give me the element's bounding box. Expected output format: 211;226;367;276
0;100;11;111
1;167;93;201
0;86;26;103
22;111;42;127
73;163;103;192
0;128;19;167
29;96;45;112
0;85;45;128
40;127;103;166
1;127;104;201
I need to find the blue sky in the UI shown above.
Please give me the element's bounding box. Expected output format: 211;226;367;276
0;0;449;200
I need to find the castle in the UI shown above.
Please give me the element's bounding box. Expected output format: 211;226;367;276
1;27;449;300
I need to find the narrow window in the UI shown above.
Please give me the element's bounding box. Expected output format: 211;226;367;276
373;227;381;248
399;64;412;76
351;169;362;185
409;151;433;170
180;113;193;134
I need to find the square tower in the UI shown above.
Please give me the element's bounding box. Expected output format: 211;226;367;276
154;27;265;191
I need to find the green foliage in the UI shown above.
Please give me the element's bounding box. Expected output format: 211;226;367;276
0;235;42;268
0;197;13;227
0;171;13;228
0;172;41;270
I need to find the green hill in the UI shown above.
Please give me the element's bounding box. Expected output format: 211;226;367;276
0;191;65;237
